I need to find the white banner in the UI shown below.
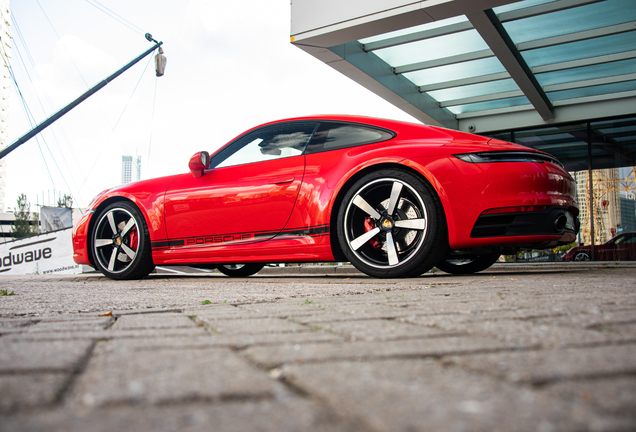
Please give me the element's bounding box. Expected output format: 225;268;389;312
0;228;82;275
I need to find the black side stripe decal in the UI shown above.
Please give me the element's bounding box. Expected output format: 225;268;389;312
152;225;330;250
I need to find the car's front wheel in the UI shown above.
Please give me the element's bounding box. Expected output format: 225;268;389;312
91;201;155;280
217;264;264;277
573;251;591;261
337;169;447;278
435;252;501;275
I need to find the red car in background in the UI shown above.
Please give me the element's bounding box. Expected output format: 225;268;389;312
72;115;579;279
562;232;636;261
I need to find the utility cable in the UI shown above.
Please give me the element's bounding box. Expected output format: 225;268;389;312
83;0;146;36
7;36;56;187
147;75;159;174
11;18;84;206
78;53;154;194
36;0;89;89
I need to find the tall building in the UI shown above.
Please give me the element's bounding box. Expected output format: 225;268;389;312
121;155;141;184
135;155;141;182
121;156;132;184
0;0;11;213
620;197;636;233
574;169;623;244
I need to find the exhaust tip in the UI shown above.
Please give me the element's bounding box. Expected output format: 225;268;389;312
554;214;567;232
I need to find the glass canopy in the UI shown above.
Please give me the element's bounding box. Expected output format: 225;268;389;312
357;0;636;126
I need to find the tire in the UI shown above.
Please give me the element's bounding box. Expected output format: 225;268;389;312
435;252;501;275
91;201;155;280
337;169;447;278
217;263;264;277
573;251;591;261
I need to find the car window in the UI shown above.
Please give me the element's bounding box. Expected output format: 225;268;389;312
305;122;394;154
621;234;636;244
210;122;318;169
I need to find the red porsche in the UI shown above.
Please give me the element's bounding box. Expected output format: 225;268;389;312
72;115;579;279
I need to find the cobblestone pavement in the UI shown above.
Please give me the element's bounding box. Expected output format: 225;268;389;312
1;263;635;431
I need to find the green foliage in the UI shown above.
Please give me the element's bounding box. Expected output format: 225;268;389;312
57;193;74;209
201;300;212;305
503;242;578;262
552;242;578;253
1;289;15;296
11;194;39;239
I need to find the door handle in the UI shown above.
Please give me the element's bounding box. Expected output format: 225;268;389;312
269;176;295;184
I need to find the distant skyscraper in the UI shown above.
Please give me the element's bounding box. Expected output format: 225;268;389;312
121;155;141;184
121;156;133;184
135;155;141;182
0;0;11;212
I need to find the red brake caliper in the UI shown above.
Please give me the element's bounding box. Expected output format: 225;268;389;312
364;217;381;249
129;228;138;251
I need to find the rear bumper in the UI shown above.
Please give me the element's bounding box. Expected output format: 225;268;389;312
471;206;579;239
419;154;579;250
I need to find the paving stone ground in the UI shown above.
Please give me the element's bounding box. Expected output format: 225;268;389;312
0;262;635;431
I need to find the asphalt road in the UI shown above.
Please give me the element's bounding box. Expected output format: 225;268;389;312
1;262;635;431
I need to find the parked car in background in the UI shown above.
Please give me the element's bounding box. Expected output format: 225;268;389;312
562;232;636;261
72;115;579;279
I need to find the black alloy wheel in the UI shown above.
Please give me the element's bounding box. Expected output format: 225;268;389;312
91;201;155;280
217;263;265;277
337;169;447;278
435;251;501;275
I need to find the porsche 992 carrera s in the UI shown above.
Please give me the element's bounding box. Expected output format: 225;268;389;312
72;115;579;279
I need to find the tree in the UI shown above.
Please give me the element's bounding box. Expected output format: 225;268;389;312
57;193;73;209
12;194;39;238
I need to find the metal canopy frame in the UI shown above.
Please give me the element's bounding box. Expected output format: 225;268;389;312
291;0;636;135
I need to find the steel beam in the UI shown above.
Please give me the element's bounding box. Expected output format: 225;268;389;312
393;49;493;75
363;0;605;52
532;50;636;74
466;9;554;121
418;72;510;92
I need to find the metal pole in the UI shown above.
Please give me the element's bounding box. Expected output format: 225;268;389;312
587;122;595;261
0;39;163;160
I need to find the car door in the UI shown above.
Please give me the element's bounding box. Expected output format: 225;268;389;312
163;122;318;248
614;233;636;260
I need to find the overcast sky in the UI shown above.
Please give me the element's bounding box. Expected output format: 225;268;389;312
4;0;416;210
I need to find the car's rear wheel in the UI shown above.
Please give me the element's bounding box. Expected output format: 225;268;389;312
573;251;591;261
337;169;447;278
91;201;154;280
435;252;501;275
217;263;264;277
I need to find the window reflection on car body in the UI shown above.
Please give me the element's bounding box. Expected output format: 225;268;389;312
212;122;318;169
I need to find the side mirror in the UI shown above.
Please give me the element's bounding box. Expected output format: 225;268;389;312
189;151;210;178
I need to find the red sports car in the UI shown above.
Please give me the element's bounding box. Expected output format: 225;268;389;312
562;232;636;261
72;115;579;279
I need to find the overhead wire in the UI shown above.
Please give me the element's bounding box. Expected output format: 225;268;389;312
13;15;85;200
11;17;82;206
35;0;89;88
8;21;56;188
9;0;160;206
83;0;146;36
147;75;159;174
78;53;155;193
